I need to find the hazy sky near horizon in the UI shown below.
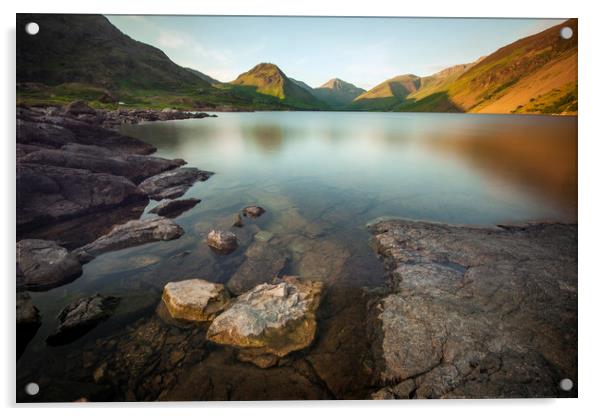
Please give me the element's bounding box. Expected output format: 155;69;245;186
107;15;563;90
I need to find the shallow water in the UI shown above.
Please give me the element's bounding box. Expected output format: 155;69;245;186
17;112;577;401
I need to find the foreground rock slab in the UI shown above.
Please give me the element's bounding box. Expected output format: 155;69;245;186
368;219;577;398
162;279;230;322
149;198;201;218
207;276;323;366
74;218;184;263
47;294;120;345
17;239;83;291
138;167;213;200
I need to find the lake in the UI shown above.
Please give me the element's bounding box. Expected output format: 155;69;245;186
17;111;577;401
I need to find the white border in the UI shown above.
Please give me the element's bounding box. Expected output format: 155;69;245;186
2;0;601;414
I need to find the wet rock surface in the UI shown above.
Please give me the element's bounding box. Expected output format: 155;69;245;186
162;279;230;322
207;276;323;365
74;218;184;263
242;205;266;218
17;239;83;291
139;168;213;201
149;198;201;218
16;292;41;359
206;229;238;254
48;294;120;345
367;219;578;398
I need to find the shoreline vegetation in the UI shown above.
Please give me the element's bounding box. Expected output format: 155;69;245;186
17;14;577;115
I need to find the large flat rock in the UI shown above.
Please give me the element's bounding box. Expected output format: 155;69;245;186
367;219;577;398
138;167;213;201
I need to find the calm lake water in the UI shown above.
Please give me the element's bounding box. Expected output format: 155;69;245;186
18;112;577;401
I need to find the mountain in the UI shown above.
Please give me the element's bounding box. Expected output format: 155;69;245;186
17;14;210;93
448;18;578;114
186;68;222;85
313;78;365;109
290;78;315;93
350;19;577;114
348;74;421;110
230;63;327;109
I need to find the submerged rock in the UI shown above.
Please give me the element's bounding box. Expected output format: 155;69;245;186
232;213;244;227
138;167;213;201
206;230;238;254
368;219;578;398
149;198;201;218
162;279;230;322
74;218;184;263
226;240;288;295
17;239;83;291
207;276;323;366
48;294;120;345
242;206;266;218
16;291;40;326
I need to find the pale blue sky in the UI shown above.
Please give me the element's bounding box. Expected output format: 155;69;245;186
107;15;563;90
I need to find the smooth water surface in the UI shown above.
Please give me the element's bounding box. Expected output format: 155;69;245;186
18;112;577;401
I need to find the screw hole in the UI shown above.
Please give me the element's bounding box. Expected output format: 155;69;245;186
25;22;39;36
25;382;39;396
560;26;573;40
559;378;573;391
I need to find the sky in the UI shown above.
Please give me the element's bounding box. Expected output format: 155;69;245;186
107;15;563;90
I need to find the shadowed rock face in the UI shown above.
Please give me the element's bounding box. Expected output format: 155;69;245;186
367;219;577;399
74;218;184;263
149;198;201;218
17;292;41;359
17;163;148;231
207;276;323;366
17;239;83;291
47;294;120;345
162;279;230;322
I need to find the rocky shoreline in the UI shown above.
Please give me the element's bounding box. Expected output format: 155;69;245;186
17;102;216;356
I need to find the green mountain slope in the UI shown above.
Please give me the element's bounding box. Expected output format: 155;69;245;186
185;68;222;85
17;14;209;93
230;63;328;109
313;78;365;109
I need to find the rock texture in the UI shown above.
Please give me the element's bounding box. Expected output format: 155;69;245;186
17;239;82;291
207;276;323;366
149;198;201;218
162;279;230;322
242;206;266;218
226;240;288;295
17;163;147;231
368;219;577;398
48;294;120;345
16;291;41;359
138;168;213;201
74;218;184;263
206;230;238;254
